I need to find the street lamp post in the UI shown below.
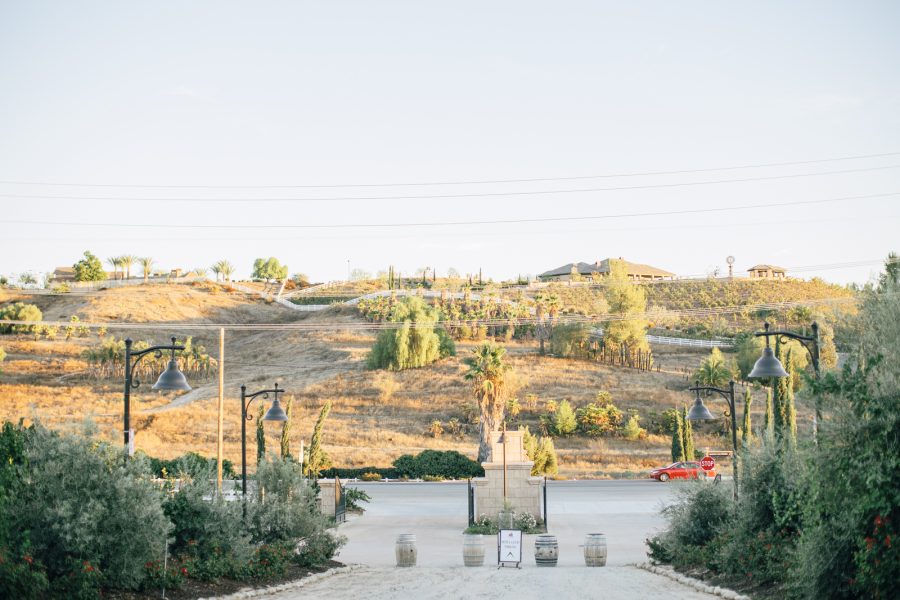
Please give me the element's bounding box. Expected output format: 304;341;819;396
239;383;289;497
687;380;739;500
748;321;821;435
124;337;191;456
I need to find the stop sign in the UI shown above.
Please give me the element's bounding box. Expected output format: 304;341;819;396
700;456;715;471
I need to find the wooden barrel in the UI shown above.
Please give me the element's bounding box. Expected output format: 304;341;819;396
462;534;485;567
395;533;417;567
534;534;559;567
584;533;607;567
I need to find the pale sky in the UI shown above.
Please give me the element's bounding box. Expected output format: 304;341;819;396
1;1;899;284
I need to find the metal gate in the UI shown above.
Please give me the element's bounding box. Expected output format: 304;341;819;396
335;476;346;523
467;478;475;526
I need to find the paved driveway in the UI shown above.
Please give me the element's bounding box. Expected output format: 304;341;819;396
336;480;679;566
261;480;724;599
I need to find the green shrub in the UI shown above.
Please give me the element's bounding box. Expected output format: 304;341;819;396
367;297;454;370
647;483;732;570
162;474;252;581
250;456;345;565
621;413;646;440
1;423;171;592
391;450;483;479
575;392;623;436
553;400;577;435
0;302;42;334
145;451;236;479
344;487;371;511
549;323;593;358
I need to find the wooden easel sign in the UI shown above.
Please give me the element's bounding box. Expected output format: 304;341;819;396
498;529;522;568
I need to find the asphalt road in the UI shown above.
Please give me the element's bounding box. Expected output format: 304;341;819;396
336;480;682;567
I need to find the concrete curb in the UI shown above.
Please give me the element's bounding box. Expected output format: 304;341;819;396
197;564;366;599
633;563;750;600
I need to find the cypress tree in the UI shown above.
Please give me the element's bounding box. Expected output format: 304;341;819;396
255;402;266;461
773;338;786;445
280;395;294;459
784;347;798;449
306;400;332;478
763;386;774;440
681;406;695;462
671;409;686;462
741;387;753;447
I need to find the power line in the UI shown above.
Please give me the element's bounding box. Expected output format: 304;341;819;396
1;191;897;230
1;150;897;189
2;164;898;202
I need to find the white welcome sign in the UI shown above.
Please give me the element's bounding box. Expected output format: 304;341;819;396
498;529;522;568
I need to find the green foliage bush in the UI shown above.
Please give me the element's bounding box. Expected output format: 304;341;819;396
144;451;235;479
0;302;42;334
391;450;483;479
250;457;345;568
521;426;558;476
1;424;171;594
162;475;252;581
549;323;593;358
367;297;455;370
648;272;900;599
575;392;623;436
552;399;577;435
72;251;106;282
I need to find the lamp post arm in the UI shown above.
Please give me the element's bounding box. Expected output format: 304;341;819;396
128;339;186;389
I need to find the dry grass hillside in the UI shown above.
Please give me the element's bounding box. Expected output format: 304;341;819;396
0;283;815;478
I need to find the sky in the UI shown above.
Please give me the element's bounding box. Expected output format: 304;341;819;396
1;1;899;285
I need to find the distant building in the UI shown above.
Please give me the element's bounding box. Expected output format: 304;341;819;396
747;264;787;279
538;258;675;282
50;267;77;282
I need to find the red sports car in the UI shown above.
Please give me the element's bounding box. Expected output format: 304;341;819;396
649;461;715;482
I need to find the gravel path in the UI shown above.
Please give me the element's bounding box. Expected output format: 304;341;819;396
262;565;722;600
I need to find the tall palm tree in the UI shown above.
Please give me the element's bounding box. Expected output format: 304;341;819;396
219;260;234;282
465;342;511;462
210;262;222;282
106;257;120;280
119;255;136;279
139;257;155;283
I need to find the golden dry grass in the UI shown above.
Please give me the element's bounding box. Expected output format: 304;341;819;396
0;284;810;478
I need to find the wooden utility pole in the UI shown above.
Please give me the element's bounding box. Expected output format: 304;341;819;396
216;327;225;494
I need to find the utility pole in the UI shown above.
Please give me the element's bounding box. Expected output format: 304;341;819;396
216;327;225;494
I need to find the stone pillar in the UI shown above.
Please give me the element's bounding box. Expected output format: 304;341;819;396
473;431;542;521
317;479;336;517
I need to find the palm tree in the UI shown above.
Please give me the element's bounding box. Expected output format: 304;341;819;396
210;262;222;282
694;347;736;389
219;260;234;282
139;257;155;283
106;257;120;280
465;342;512;462
120;255;135;279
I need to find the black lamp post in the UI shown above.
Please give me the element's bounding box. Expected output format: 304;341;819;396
124;337;191;456
239;383;289;497
687;380;739;500
748;321;821;434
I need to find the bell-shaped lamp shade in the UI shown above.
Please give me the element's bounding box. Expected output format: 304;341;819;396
687;394;715;421
151;359;192;392
748;346;789;379
263;397;289;422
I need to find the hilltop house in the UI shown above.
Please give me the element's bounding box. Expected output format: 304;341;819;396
538;258;674;282
747;264;787;279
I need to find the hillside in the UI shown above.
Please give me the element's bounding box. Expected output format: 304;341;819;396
0;282;828;478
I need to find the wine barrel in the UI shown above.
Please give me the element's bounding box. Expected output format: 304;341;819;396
534;534;559;567
584;533;607;567
462;534;485;567
395;533;417;567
